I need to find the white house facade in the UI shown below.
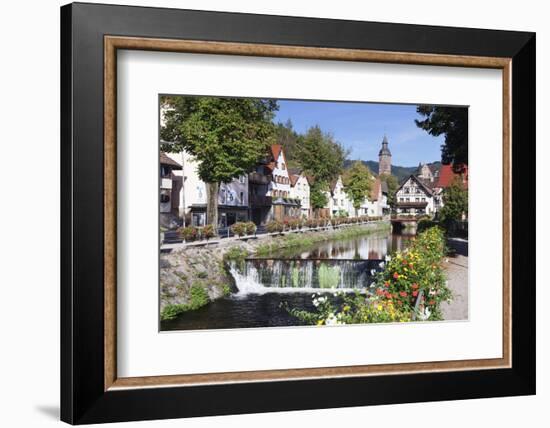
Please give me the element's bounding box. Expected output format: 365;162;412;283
395;175;435;215
266;145;301;221
328;176;354;217
359;177;388;217
289;171;311;218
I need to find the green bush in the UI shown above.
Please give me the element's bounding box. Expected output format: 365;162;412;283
223;246;250;271
417;218;438;233
160;284;210;321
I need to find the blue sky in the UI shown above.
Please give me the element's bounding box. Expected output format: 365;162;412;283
274;100;444;167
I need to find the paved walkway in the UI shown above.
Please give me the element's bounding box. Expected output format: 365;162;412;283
441;238;469;321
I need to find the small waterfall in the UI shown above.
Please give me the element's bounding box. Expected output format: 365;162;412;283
229;258;383;295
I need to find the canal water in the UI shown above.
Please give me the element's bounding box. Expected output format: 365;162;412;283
161;231;411;331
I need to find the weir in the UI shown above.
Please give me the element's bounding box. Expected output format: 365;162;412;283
229;258;384;295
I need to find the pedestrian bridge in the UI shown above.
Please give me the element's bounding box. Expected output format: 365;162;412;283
390;216;420;234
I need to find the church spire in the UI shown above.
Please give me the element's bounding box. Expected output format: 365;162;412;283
378;135;392;175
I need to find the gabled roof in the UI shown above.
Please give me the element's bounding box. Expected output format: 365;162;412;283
160;152;182;169
289;171;310;187
397;174;434;196
266;144;289;175
436;164;468;188
270;144;282;161
329;176;343;193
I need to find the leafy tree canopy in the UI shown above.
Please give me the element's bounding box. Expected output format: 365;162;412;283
294;125;348;190
439;177;468;225
415;106;468;167
342;161;374;211
160;96;278;184
310;183;329;210
379;174;399;207
275;120;301;168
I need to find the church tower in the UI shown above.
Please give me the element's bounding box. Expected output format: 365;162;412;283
378;135;392;176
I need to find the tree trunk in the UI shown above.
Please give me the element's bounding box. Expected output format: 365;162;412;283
206;182;219;234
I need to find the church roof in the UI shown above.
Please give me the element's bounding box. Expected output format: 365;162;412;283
378;135;392;156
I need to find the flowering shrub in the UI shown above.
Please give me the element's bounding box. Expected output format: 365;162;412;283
373;226;450;320
266;220;284;233
245;221;257;235
286;218;302;230
230;222;247;237
201;224;216;240
178;226;198;242
305;219;318;228
286;291;410;326
285;227;451;325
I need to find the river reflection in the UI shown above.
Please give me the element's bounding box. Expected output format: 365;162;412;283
260;232;411;260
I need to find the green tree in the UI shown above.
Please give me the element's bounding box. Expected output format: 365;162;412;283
294;126;348;213
379;174;399;207
415;106;468;166
439;177;468;230
160;96;278;231
275;120;300;168
342;161;373;216
310;184;329;211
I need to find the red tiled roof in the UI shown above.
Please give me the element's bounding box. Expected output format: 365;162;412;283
437;164;468;188
370;178;381;201
270;144;282;161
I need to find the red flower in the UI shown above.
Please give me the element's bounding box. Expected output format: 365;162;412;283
384;281;390;288
376;288;384;296
385;292;392;299
412;290;419;297
429;300;436;305
411;283;419;290
399;291;408;297
393;272;399;279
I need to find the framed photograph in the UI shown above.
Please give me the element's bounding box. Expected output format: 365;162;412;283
61;2;535;424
